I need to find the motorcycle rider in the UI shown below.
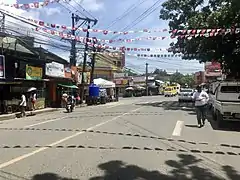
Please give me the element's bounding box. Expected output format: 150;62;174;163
66;94;75;111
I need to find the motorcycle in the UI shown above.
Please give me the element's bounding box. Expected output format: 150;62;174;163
66;102;74;113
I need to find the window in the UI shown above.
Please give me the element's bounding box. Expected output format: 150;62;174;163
180;89;193;93
220;86;240;93
165;88;172;91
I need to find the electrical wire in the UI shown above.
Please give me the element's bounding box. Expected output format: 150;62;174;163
105;0;148;29
110;0;162;40
71;0;97;20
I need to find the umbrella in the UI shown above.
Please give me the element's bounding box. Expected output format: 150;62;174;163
27;87;37;92
62;93;68;97
125;87;134;91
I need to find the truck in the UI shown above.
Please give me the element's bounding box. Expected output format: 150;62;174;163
209;80;240;127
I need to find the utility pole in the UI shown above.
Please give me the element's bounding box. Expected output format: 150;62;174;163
145;63;149;96
78;17;98;103
70;13;76;66
90;37;97;84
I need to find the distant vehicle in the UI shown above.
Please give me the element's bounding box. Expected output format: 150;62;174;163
164;86;177;97
178;88;194;102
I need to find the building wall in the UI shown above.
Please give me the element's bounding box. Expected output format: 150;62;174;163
194;71;205;85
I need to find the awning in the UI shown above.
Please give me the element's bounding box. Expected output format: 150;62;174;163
58;84;78;89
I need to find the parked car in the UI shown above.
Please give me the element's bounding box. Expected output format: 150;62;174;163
178;88;194;102
209;81;240;127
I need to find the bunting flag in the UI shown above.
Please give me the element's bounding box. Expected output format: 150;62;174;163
36;26;240;46
28;17;240;36
36;27;171;43
78;51;184;58
28;18;169;35
172;28;240;36
0;0;60;10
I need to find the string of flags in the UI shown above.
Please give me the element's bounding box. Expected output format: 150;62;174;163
0;0;60;10
28;17;240;36
1;2;240;36
76;51;203;59
80;51;183;58
36;26;240;46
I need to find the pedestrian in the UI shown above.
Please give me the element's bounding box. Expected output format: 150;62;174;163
30;91;37;111
19;92;27;117
192;85;209;128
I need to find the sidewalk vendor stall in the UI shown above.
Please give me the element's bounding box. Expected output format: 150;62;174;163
93;78;117;101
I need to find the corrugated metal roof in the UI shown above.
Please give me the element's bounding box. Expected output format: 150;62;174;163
0;37;34;54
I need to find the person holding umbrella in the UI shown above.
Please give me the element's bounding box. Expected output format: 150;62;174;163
27;87;37;111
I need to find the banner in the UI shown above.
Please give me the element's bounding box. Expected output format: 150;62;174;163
0;55;5;79
26;65;42;80
45;62;65;78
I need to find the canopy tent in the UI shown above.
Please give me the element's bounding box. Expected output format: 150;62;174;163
93;78;115;88
58;84;78;89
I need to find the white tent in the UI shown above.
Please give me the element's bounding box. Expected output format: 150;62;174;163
93;78;116;88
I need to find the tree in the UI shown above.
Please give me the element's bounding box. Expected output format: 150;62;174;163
159;0;240;78
169;72;195;87
169;72;184;84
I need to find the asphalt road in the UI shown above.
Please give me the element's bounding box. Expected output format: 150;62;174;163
0;96;239;180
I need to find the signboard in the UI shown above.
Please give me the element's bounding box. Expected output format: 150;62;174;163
45;62;65;77
113;73;128;78
26;65;42;80
0;55;5;79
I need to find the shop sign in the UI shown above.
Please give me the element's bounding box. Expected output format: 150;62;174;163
113;73;128;78
46;62;65;77
0;55;5;79
26;65;42;80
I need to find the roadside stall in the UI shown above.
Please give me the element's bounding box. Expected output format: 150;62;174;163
93;78;116;101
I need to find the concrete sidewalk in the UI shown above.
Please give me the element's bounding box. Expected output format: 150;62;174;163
0;104;87;121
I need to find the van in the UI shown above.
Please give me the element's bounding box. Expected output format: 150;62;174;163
164;86;177;97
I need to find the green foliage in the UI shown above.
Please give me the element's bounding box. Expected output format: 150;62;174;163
160;0;240;77
170;72;195;87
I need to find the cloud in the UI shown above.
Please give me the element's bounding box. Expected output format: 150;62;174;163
81;0;104;12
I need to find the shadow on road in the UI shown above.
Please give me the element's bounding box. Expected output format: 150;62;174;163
0;154;239;180
31;173;77;180
89;154;240;180
136;101;195;112
136;101;240;132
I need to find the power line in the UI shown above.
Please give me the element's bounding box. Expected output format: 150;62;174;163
71;0;96;20
110;0;162;40
105;0;148;29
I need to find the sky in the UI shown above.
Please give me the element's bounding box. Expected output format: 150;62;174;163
0;0;204;74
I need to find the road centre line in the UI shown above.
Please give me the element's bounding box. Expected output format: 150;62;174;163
0;107;143;169
24;116;67;128
172;121;184;136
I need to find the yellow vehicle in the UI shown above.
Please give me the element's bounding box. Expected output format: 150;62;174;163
164;86;177;97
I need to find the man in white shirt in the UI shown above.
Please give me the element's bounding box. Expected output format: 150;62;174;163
20;93;27;117
192;85;209;128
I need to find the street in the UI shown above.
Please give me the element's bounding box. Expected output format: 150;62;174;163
0;96;239;180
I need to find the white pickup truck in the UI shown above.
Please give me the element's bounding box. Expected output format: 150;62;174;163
209;81;240;127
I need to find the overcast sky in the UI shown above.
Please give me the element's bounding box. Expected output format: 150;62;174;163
1;0;204;74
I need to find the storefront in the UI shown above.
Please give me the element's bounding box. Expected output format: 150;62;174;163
45;62;75;107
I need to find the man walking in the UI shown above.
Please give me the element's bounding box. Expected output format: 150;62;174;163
192;85;209;128
20;92;27;117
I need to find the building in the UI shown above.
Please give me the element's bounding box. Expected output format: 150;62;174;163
93;51;125;80
204;61;222;82
194;71;205;85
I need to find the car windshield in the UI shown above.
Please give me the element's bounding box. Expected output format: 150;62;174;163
180;89;192;93
165;88;172;91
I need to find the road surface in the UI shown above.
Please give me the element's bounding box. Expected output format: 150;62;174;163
0;96;239;180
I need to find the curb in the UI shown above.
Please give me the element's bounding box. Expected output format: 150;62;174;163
0;104;87;122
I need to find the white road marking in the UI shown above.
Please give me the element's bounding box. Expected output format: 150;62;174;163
172;120;184;136
0;107;142;169
24;116;67;128
106;103;123;108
